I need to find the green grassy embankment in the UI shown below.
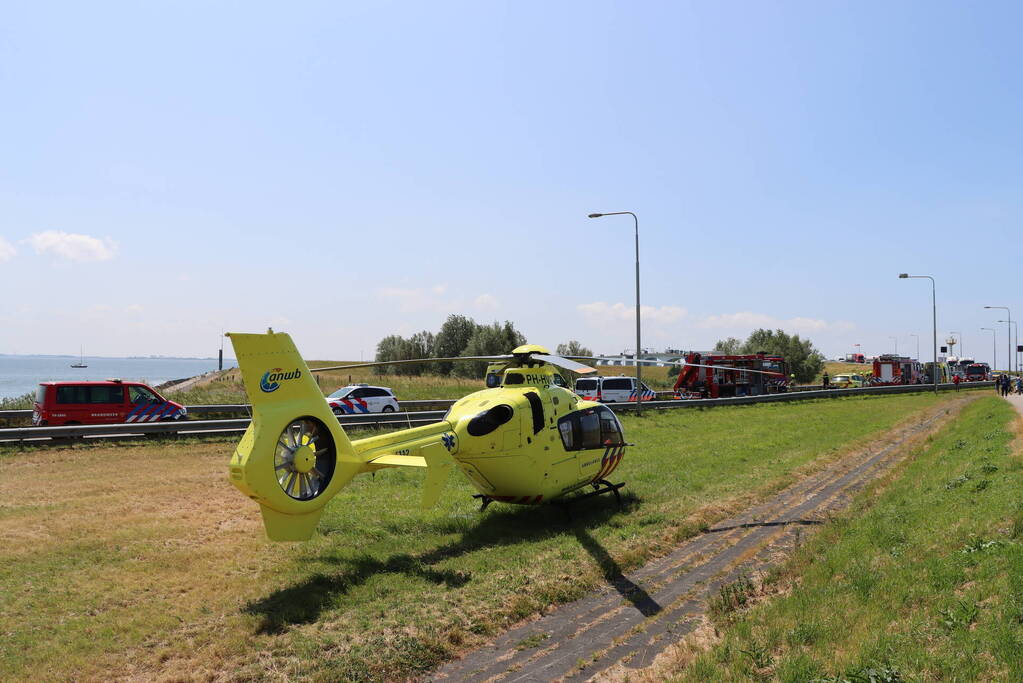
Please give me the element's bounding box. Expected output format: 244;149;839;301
0;392;960;681
677;396;1023;681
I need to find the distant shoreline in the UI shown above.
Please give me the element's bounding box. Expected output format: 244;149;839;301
0;353;238;362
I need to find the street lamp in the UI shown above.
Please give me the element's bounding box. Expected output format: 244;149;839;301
984;306;1012;372
981;327;996;371
899;274;938;394
889;336;898;354
909;333;919;360
589;211;642;412
997;320;1017;374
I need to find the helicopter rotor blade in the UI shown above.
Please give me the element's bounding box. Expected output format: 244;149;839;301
310;355;513;373
677;361;785;377
530;354;599;375
571;356;785;377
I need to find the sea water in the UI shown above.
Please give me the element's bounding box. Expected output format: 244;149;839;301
0;355;238;399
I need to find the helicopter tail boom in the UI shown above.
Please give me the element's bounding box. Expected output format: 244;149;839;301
355;420;458;509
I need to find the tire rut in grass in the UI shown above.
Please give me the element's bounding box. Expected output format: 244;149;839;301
429;397;975;683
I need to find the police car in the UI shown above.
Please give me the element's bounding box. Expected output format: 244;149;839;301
573;376;656;403
326;384;400;415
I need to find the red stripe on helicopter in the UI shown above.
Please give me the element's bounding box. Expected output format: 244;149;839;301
593;445;626;481
593;445;614;481
603;447;625;478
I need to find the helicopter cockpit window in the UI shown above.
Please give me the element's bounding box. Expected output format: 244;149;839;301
552;374;567;387
557;405;624;451
485;373;501;388
503;373;524;385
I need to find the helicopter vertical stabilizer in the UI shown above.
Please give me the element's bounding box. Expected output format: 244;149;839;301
226;331;364;541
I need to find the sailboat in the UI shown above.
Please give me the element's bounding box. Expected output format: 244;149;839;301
71;347;87;368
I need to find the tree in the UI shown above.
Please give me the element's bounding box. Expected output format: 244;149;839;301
556;341;593;357
712;328;824;383
713;337;743;355
455;321;527;378
433;314;478;375
403;330;436;376
372;331;435;376
373;335;406;375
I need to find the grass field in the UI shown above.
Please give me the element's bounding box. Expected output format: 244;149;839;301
0;392;959;681
675;396;1023;680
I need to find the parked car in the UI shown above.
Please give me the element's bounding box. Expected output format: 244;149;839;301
33;380;186;426
831;373;867;388
326;384;399;414
573;376;656;403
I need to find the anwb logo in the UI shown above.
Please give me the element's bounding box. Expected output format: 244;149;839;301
260;367;302;393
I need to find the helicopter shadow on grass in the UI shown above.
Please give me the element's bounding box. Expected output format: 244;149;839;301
243;489;647;634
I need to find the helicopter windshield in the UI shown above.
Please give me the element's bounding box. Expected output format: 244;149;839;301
557;405;623;451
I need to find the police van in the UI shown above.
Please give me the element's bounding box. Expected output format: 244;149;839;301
573;376;656;403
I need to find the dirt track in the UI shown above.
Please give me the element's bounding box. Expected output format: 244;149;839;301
430;396;975;682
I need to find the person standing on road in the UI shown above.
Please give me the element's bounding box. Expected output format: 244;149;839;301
1015;376;1022;395
822;371;830;389
953;374;961;392
1001;373;1011;397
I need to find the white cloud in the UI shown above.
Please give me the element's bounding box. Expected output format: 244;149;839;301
375;284;499;315
0;237;15;262
578;301;687;325
23;230;118;262
473;293;499;310
697;311;854;334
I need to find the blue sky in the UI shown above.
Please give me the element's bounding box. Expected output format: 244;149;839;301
2;1;1021;366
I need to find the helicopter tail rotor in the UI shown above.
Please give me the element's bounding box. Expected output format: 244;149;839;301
227;331;364;541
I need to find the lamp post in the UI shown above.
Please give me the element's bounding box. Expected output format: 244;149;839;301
589;211;642;412
981;327;996;372
984;306;1012;372
889;336;898;354
909;333;919;360
899;274;938;394
997;320;1017;375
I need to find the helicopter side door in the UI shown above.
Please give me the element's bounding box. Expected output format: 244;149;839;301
556;405;625;487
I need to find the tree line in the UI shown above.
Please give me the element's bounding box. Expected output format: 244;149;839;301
376;317;821;383
374;315;525;377
375;315;595;378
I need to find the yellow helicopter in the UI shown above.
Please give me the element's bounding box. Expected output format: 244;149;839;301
226;330;781;541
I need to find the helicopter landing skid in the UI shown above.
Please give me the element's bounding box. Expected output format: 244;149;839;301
473;480;625;515
576;479;625;508
552;480;627;522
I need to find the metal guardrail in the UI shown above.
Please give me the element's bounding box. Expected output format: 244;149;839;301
0;382;995;445
0;399;456;422
609;381;995;412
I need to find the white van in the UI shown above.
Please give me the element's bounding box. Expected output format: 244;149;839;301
574;376;656;403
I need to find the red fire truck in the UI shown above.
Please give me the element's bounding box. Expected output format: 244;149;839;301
964;363;990;382
870;355;924;385
672;352;789;399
